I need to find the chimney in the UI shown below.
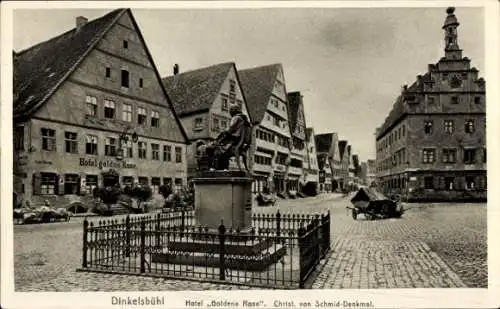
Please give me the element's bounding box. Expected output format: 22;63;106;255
173;64;179;75
76;16;88;31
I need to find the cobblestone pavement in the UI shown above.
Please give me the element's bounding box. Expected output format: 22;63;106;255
13;194;486;291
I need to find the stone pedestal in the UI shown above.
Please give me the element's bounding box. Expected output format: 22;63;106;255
193;170;253;232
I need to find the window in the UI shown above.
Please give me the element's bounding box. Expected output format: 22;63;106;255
65;132;78;153
461;72;468;80
104;100;115;119
151;143;160;160
139;78;143;88
221;97;228;111
424;176;434;189
105;137;117;156
163;177;172;188
122;104;132;122
444;177;455;190
465;120;475;133
273;116;280;127
444;120;454;134
85;175;98;194
123;40;128;49
85;135;98;155
64;174;80;195
451;96;459;104
174;178;183;192
194;118;203;131
441;148;457;163
86;95;97;116
221;120;228;129
121;140;133;158
424;121;433;135
483;148;486;163
163;145;171;161
402;125;406;136
40;173;57;195
464;149;476;164
474;96;482;104
121;70;129;88
213;118;220;132
138;142;147;159
175;146;182;163
137;107;147;125
138;177;148;186
442;73;449;80
229;80;236;93
41;128;56;151
151;111;160;127
123;176;134;187
428;96;435;104
106;67;111;78
151;177;161;194
14;126;24;150
465;176;476;190
422;148;435;163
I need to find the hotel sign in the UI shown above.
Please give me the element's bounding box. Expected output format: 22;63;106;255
79;158;136;169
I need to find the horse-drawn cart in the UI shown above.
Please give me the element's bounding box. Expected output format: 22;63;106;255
347;187;404;220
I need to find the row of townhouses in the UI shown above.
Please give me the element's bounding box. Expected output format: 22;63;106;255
12;8;365;207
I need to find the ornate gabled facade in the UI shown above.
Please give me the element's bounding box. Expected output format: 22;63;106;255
287;91;308;192
375;7;486;202
13;9;189;207
162;62;251;178
304;127;319;190
239;64;293;196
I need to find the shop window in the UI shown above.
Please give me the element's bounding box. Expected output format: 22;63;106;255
36;173;57;195
465;120;475;133
41;128;56;151
444;177;455;190
424;121;433;135
85;175;98;194
151;143;160;160
442;148;457;163
464;149;476;164
86;95;97;117
138;142;147;159
175;146;182;163
194;118;203;131
14;125;24;150
163;178;172;188
64;174;80;195
138;177;148;185
122;104;132;122
422;148;435;163
104;100;115;119
137;107;147;125
465;176;476;190
121;70;129;88
174;178;183;191
424;176;434;189
151;111;160;127
163;145;171;161
444;120;454;134
151;177;161;193
105;137;117;156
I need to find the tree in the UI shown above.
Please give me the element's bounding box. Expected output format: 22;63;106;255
93;170;121;215
123;184;153;212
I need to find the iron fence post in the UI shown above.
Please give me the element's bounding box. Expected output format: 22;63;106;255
140;219;146;273
314;215;321;264
156;213;161;247
276;210;281;237
125;215;131;257
181;209;185;237
218;221;226;281
326;211;331;252
298;225;306;289
82;218;88;268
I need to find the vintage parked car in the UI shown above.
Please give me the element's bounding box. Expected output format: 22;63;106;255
13;206;71;224
347;187;405;220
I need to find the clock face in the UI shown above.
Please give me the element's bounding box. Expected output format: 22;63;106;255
450;76;462;88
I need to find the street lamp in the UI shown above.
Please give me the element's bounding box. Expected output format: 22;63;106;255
116;126;138;161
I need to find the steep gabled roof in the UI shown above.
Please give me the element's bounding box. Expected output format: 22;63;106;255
315;133;333;153
338;140;348;160
162;62;234;116
13;8;190;143
14;8;126;117
287;91;302;136
238;63;281;123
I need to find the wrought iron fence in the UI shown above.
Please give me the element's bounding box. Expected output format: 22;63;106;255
80;210;331;289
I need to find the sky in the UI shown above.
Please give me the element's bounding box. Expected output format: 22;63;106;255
13;6;485;161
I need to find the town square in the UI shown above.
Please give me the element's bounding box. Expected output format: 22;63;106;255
3;2;495;305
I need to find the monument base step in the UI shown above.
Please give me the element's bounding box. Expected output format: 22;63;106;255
151;244;287;271
165;235;278;255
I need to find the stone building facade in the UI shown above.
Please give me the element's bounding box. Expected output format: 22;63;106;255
375;7;486;202
13;9;189;207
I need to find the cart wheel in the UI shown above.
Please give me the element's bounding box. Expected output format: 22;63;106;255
351;209;357;220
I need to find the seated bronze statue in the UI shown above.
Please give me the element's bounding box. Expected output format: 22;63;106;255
196;104;252;172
